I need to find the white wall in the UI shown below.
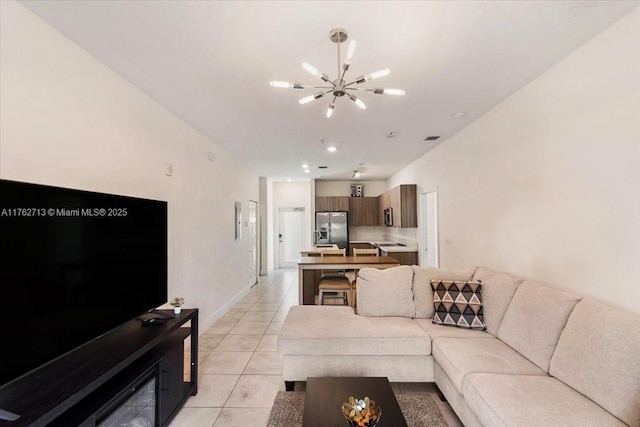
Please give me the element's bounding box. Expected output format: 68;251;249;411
0;2;259;330
389;9;640;314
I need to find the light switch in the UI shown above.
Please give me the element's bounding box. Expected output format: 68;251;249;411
165;162;174;176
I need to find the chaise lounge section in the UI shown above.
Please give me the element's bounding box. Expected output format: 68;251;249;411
278;265;640;426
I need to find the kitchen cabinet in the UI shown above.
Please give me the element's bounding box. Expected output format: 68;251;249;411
377;191;390;226
349;197;378;226
380;250;418;266
377;184;417;227
315;196;349;212
348;242;376;255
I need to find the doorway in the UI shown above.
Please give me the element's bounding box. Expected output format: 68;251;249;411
278;207;305;268
420;190;439;267
248;200;258;287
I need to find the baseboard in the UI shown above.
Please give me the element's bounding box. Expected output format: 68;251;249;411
199;286;252;334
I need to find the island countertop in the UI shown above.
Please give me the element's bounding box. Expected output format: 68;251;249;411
297;255;400;305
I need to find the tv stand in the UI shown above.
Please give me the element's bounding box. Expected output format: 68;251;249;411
0;410;19;422
0;309;198;427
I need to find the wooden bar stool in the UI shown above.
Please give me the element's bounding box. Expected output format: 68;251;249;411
351;248;379;308
318;249;352;306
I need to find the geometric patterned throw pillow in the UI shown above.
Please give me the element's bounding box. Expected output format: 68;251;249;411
431;280;486;330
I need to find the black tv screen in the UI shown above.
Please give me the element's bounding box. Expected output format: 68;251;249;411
0;179;168;386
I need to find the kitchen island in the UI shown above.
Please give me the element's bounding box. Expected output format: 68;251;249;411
297;256;400;305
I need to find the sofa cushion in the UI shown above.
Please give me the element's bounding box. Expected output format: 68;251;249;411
497;281;581;372
412;266;477;319
463;373;627;427
432;337;545;394
549;299;640;427
472;268;523;335
357;265;415;317
278;305;430;356
415;319;493;341
431;280;485;329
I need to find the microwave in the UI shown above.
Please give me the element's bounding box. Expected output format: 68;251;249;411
384;207;393;226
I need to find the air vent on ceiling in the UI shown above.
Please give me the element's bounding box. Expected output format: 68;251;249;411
424;136;441;141
318;166;328;169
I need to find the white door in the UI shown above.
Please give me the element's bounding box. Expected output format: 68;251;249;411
420;191;439;267
248;200;258;287
278;207;304;268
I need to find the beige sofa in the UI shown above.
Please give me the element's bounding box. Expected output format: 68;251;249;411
278;265;640;427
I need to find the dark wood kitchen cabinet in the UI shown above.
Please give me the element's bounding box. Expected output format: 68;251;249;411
315;196;349;212
349;197;378;226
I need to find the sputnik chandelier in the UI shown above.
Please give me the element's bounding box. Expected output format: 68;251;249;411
270;28;405;118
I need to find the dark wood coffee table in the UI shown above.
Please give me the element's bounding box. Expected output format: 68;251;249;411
302;377;407;427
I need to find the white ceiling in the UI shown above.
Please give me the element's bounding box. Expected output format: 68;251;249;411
21;0;638;181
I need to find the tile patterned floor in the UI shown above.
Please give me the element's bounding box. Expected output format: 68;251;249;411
169;269;464;427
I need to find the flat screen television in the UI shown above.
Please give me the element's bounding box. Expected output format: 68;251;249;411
0;179;168;386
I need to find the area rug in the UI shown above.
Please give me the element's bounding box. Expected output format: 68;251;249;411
267;390;448;427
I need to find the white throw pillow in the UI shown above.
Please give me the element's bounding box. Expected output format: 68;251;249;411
356;265;415;317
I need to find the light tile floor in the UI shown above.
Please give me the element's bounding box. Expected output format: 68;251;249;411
169;269;464;427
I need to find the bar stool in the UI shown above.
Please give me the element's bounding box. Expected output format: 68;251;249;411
351;248;379;308
317;249;352;306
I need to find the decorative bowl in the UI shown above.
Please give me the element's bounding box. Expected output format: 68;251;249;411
341;396;382;427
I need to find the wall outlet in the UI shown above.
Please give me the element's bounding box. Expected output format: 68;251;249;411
165;162;174;176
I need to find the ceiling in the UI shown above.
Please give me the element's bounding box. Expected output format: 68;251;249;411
20;1;638;181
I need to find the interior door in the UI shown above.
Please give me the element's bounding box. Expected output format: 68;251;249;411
278;207;305;268
420;191;439;267
248;200;258;287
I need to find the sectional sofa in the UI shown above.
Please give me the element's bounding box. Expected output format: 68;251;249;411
278;265;640;427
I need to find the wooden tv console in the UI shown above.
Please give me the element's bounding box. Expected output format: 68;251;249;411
0;309;198;427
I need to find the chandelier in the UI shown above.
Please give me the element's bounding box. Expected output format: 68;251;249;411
270;28;405;118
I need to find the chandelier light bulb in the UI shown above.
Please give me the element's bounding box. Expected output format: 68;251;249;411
299;92;325;104
299;95;315;104
302;62;330;83
383;88;405;96
368;69;390;80
302;62;318;75
270;81;292;88
326;104;335;118
348;93;366;109
345;40;356;64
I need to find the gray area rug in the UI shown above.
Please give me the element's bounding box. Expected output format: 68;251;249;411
267;390;448;427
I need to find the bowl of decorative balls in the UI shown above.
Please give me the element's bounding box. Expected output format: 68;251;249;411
341;396;382;427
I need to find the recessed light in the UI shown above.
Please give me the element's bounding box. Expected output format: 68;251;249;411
327;146;337;152
386;132;398;138
304;169;310;174
452;112;467;119
287;178;292;182
302;164;309;168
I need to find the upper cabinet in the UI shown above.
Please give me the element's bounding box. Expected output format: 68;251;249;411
315;196;349;212
349;197;379;226
377;184;417;228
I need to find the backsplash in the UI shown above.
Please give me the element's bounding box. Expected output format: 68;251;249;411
350;226;418;250
349;226;387;242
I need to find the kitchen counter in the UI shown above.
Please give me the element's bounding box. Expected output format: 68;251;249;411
378;245;419;253
350;241;417;252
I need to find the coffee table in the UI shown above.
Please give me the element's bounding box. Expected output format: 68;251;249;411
302;377;408;427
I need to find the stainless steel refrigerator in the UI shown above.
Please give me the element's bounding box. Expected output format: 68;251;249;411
315;211;349;249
